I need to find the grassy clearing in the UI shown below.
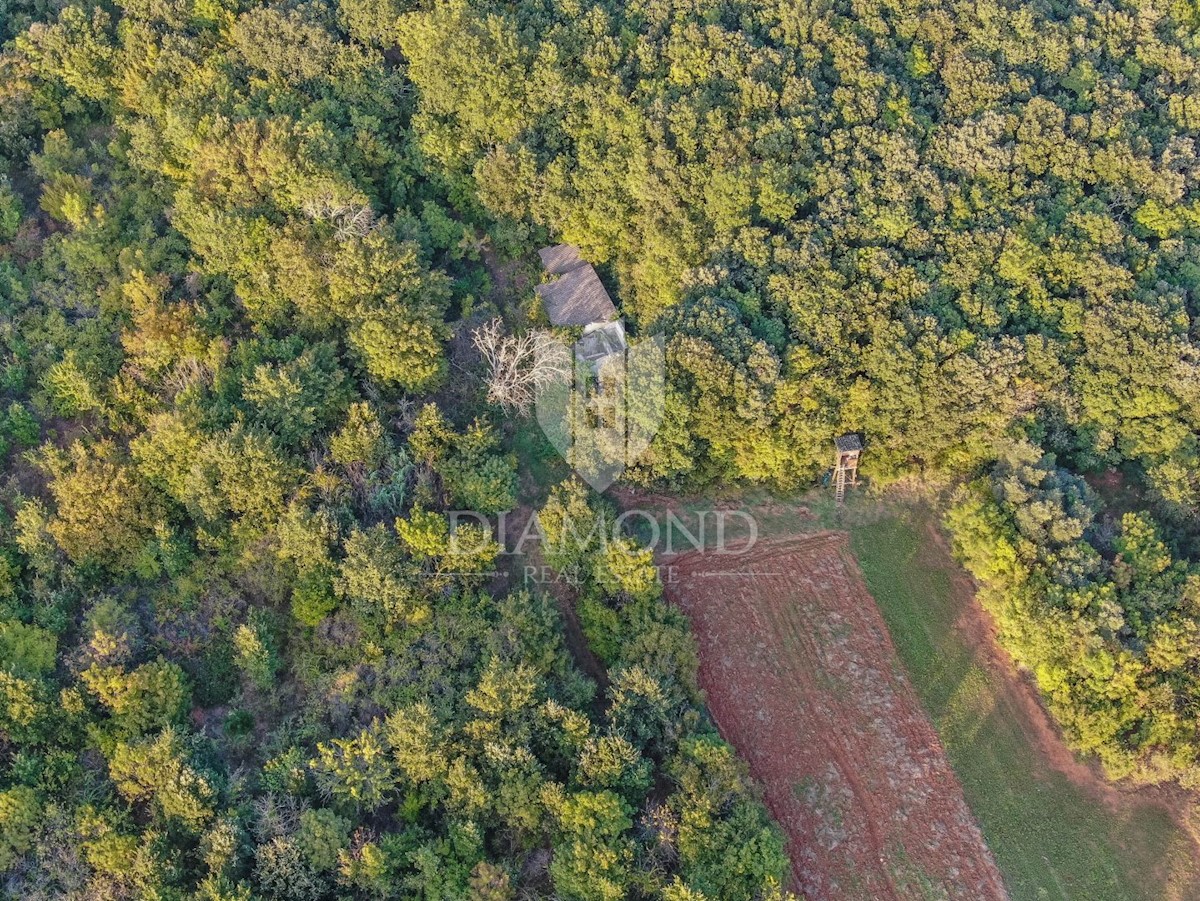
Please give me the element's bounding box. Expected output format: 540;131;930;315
851;515;1197;901
509;423;568;504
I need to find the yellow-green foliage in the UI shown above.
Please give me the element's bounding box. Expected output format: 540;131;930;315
949;448;1200;785
0;786;38;871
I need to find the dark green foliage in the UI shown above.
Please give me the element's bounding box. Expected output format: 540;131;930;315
0;0;796;884
409;404;519;514
668;736;793;899
291;565;339;628
0;180;20;242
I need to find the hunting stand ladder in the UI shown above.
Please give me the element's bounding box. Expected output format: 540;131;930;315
833;434;862;506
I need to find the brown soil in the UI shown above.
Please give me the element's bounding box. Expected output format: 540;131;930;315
664;531;1008;901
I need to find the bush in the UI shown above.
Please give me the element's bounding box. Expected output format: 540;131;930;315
0;182;21;243
0;786;39;871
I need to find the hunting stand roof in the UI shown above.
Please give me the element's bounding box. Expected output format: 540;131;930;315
834;434;863;454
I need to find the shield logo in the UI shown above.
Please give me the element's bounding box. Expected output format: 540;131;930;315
536;322;665;491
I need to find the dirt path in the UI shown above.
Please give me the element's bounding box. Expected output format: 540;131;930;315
492;503;610;693
665;531;1008;900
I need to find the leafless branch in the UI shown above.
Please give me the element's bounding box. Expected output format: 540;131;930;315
301;194;377;241
472;318;571;415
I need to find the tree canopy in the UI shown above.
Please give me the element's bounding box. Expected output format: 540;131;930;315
4;0;1200;893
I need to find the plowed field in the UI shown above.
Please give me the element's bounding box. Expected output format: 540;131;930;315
664;531;1008;900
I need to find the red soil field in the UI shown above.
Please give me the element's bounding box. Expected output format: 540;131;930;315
664;531;1008;901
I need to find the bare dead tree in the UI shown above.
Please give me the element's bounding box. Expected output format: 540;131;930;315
471;318;571;415
301;194;377;241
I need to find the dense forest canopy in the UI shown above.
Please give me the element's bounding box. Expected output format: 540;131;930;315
392;0;1200;497
3;0;1200;896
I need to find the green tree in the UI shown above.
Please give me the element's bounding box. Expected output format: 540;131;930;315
108;728;216;828
545;789;634;901
667;736;791;899
0;786;38;871
0;179;21;242
295;808;351;872
82;658;189;736
43;440;164;570
233;618;278;691
310;722;398;811
336;524;427;627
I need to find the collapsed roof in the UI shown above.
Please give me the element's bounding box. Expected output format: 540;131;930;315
576;320;628;375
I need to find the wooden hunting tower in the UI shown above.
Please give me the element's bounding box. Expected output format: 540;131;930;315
833;434;862;506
